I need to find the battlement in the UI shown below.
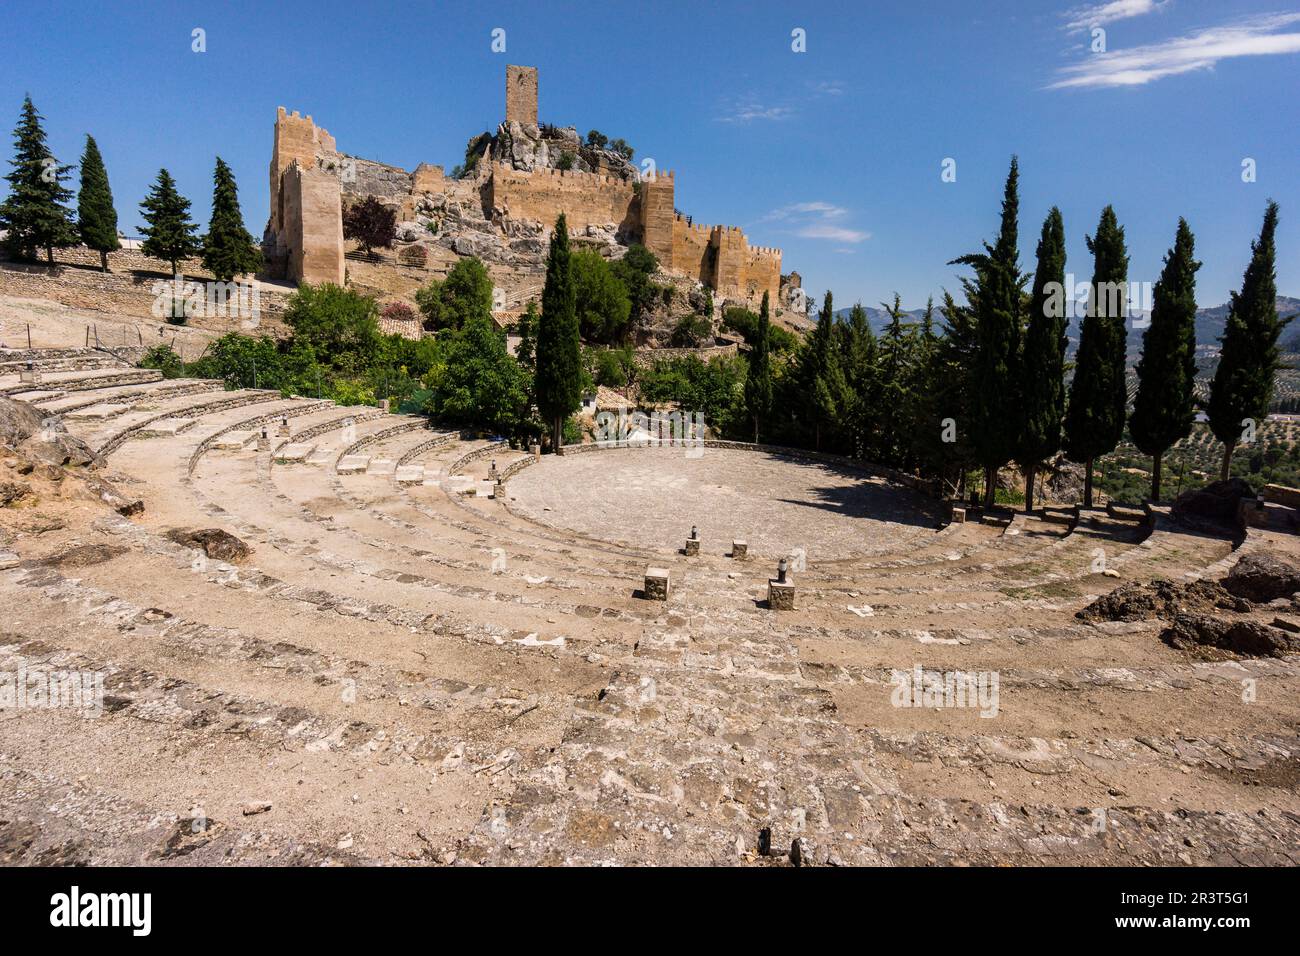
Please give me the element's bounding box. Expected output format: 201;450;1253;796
266;66;781;308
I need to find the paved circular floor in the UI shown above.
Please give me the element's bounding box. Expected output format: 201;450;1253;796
506;447;940;561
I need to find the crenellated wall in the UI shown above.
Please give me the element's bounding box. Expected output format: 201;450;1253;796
266;68;781;307
487;162;640;237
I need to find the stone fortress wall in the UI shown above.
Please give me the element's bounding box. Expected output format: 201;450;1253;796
264;66;781;308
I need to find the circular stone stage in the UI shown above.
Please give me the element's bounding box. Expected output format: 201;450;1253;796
505;447;940;561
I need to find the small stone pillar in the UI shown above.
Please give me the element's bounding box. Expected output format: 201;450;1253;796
488;459;499;480
277;416;291;437
530;443;541;459
950;505;966;524
380;399;390;413
644;567;670;601
768;557;795;610
19;363;39;384
731;540;748;560
257;426;271;452
684;525;700;556
493;479;506;499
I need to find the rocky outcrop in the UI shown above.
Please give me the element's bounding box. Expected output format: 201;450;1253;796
1221;552;1300;603
1172;477;1254;526
166;528;252;563
1076;579;1250;623
1161;613;1300;658
493;121;637;180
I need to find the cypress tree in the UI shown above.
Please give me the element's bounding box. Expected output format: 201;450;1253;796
1017;207;1067;511
950;156;1026;508
1065;205;1130;508
1208;201;1288;480
1130;218;1199;501
876;294;919;466
744;290;774;443
801;291;849;451
535;214;581;451
139;168;200;275
0;96;77;263
76;134;119;271
201;157;262;281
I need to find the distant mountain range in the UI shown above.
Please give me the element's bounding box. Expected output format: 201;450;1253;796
834;296;1300;360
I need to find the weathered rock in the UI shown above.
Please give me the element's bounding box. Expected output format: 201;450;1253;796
1077;579;1249;623
1161;613;1300;658
37;543;127;568
0;396;44;447
1221;551;1300;603
166;528;252;563
1172;477;1254;526
0;480;32;506
82;475;144;516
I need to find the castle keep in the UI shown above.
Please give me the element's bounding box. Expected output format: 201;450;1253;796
265;66;781;309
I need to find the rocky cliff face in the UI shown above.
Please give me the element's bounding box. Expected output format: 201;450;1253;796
492;121;638;180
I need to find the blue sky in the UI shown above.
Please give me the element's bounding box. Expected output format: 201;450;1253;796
2;0;1297;310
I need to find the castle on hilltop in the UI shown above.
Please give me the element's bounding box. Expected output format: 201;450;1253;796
264;65;782;310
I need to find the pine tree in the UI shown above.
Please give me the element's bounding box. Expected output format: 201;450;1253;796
949;156;1026;508
876;294;919;466
1130;218;1199;501
1209;201;1289;480
201;157;261;281
744;290;774;443
535;214;581;451
139;168;199;274
0;96;77;263
932;291;981;498
76;134;119;271
1017;207;1067;511
1066;205;1130;508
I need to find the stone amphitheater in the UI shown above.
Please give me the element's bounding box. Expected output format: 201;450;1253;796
3;347;1300;867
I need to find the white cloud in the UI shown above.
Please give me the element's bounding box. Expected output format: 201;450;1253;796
717;100;794;123
761;202;869;243
1063;0;1172;33
1050;12;1300;89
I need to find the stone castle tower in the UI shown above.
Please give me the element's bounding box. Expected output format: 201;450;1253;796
265;65;781;308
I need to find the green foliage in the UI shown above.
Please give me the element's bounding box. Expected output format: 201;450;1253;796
201;157;261;281
1130;217;1200;499
670;314;713;348
1209;201;1290;478
949;156;1026;503
744;291;774;441
588;346;634;389
343;195;396;255
1066;205;1131;503
415;256;493;332
0;96;78;262
572;249;632;343
610;244;659;325
1018;206;1068;502
425;315;528;435
139;344;185;379
282;282;382;373
535;214;582;447
586;130;608;148
76;134;119;268
139;168;200;272
723;305;798;353
556;151;575;171
797;291;852;450
639;354;748;437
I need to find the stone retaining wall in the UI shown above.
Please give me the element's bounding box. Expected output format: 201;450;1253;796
334;418;430;467
191;400;336;474
447;440;509;476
